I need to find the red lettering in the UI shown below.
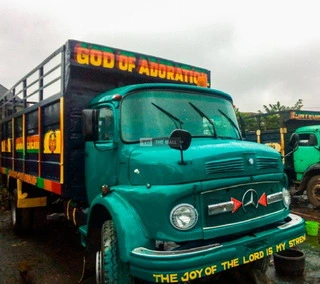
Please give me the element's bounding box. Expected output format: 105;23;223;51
117;54;128;71
90;50;102;66
127;57;136;72
166;65;175;80
103;52;115;68
75;46;90;64
158;64;166;78
174;67;184;82
149;62;158;77
193;71;200;84
137;59;150;75
182;69;191;83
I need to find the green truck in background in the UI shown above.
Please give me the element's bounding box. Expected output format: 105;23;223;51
245;110;320;208
0;40;306;283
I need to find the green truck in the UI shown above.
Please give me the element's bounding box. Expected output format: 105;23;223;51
0;40;305;283
245;110;320;208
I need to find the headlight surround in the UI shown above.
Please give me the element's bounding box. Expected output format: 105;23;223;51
170;203;198;230
282;188;291;208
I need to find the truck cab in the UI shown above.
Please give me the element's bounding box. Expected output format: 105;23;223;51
288;125;320;207
81;84;305;282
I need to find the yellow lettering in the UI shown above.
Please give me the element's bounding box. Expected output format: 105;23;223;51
153;274;162;282
174;68;184;82
182;69;191;83
117;54;129;71
150;62;158;77
166;65;175;80
266;247;273;256
189;270;197;280
204;267;210;276
221;258;239;270
152;273;171;283
90;49;102;66
169;274;178;283
76;46;89;64
243;250;264;264
181;272;189;282
158;64;166;78
276;243;286;252
193;71;200;85
102;52;115;68
289;235;306;247
127;56;136;72
137;59;150;75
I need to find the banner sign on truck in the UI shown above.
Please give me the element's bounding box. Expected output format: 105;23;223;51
71;40;211;87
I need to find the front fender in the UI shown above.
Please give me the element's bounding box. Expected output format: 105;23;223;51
89;191;152;262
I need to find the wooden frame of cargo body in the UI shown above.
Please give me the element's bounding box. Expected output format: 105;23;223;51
0;39;211;210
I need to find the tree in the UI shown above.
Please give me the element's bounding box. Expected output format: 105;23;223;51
237;99;304;132
260;99;303;113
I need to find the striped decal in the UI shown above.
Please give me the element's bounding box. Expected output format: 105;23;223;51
1;167;62;195
37;178;62;195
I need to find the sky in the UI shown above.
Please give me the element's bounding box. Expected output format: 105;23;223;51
1;0;320;112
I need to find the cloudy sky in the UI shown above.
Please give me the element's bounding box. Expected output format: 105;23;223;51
1;0;319;112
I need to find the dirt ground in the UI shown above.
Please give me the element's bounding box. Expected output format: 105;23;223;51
0;192;319;284
0;208;87;284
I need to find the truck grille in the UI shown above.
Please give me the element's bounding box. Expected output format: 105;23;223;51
256;157;279;170
205;158;244;174
201;181;285;237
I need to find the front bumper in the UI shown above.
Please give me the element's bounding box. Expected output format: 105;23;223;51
129;214;306;282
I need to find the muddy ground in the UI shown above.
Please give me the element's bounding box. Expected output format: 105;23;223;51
0;209;86;284
0;193;319;284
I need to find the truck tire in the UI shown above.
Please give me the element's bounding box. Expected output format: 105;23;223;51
10;189;33;234
307;175;320;208
96;220;133;284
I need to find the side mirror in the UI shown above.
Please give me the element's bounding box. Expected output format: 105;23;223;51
169;129;191;165
169;129;192;151
82;109;99;141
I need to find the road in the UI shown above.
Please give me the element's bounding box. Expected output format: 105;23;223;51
0;209;86;284
0;195;319;284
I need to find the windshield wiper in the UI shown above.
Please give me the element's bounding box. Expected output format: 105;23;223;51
218;109;241;139
151;102;184;129
189;102;217;137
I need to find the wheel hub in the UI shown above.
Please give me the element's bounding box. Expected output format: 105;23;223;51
96;250;103;283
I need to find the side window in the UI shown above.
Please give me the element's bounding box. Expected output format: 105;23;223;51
298;133;317;147
98;107;114;140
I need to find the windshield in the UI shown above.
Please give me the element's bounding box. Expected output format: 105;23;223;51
121;89;240;142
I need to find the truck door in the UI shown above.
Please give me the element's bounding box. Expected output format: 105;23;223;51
293;132;320;181
84;105;118;204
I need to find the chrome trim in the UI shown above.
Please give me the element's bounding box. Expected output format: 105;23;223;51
208;201;234;216
242;189;259;212
267;192;283;204
277;213;304;229
201;181;280;194
203;209;286;230
207;190;284;216
132;243;222;257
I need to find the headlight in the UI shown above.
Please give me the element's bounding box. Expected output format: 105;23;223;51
282;188;291;208
170;203;198;230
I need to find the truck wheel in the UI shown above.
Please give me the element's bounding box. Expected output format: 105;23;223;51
96;220;133;284
307;175;320;208
10;189;33;234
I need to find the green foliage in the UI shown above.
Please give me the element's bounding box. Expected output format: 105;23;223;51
237;99;303;132
260;99;303;113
